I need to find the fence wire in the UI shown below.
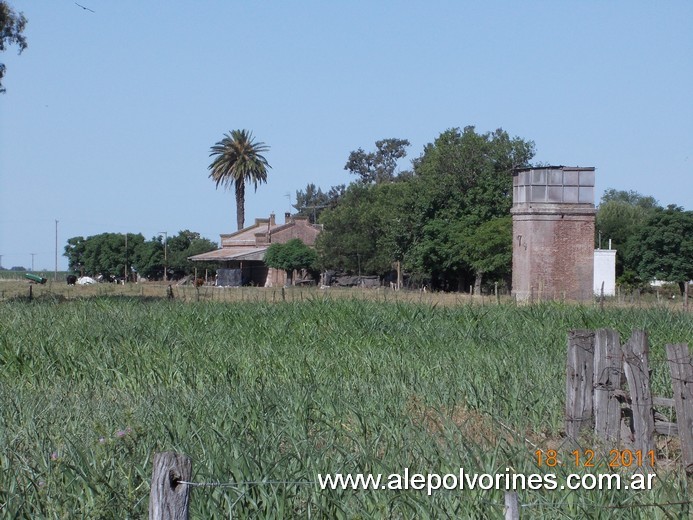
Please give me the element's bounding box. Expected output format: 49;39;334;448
171;478;691;514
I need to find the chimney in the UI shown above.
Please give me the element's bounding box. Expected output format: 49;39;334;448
269;213;276;226
284;212;292;224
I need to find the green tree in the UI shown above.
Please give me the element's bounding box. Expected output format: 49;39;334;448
64;236;87;273
131;237;164;280
294;183;330;224
64;233;146;278
595;189;661;281
408;126;534;289
264;238;317;286
0;1;27;93
208;130;271;231
316;181;416;277
626;205;693;294
293;183;347;224
345;138;410;184
601;189;659;209
460;216;512;293
317;127;534;290
165;230;218;279
64;231;217;280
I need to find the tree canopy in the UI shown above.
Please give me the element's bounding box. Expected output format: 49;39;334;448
317;127;534;291
601;189;659;209
0;0;27;93
64;230;217;280
344;138;411;184
459;216;513;293
208;130;271;231
595;189;662;283
264;239;317;285
626;205;693;294
404;127;534;289
293;183;343;224
316;181;416;276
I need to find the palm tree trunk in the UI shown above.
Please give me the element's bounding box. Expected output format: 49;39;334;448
235;180;245;230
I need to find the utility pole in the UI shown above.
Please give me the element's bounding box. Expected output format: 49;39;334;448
55;219;59;280
159;231;168;282
297;204;327;224
30;253;36;272
124;233;128;283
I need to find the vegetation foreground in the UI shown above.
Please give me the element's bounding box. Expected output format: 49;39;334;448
1;297;691;518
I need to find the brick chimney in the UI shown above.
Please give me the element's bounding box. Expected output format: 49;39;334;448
284;212;292;224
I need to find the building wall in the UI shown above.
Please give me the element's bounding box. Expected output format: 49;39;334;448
594;249;617;296
270;217;321;246
511;167;596;301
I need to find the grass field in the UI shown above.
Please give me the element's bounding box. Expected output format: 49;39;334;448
1;294;691;518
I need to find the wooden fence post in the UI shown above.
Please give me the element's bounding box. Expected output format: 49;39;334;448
599;282;605;311
504;491;520;520
566;330;595;439
666;343;693;475
622;330;655;463
149;451;192;520
593;329;622;444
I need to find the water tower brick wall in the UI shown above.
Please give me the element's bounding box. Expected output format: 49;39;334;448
512;212;595;300
511;167;596;302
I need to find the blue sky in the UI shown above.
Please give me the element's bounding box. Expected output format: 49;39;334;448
1;1;691;271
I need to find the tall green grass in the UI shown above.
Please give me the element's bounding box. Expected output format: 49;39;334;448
1;298;691;518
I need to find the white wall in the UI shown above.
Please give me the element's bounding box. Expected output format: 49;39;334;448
594;249;617;296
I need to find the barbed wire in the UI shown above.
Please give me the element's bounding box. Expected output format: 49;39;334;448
600;500;692;509
175;479;692;512
178;479;315;488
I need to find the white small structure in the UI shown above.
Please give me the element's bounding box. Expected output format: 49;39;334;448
594;248;616;296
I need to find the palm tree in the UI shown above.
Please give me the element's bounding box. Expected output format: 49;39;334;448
208;130;271;230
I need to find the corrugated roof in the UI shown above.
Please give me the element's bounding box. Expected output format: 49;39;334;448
188;247;268;262
512;165;595;174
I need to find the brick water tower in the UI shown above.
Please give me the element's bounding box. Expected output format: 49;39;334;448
511;166;596;301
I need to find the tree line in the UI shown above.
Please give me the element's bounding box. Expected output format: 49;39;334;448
63;231;217;281
297;127;535;292
294;129;692;293
596;190;693;294
62;125;692;292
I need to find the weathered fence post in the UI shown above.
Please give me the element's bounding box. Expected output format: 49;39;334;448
593;329;622;444
666;343;693;475
566;330;595;438
149;451;192;520
504;491;520;520
599;282;605;311
622;330;655;462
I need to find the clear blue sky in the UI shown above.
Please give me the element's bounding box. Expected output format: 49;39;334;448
1;1;691;271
